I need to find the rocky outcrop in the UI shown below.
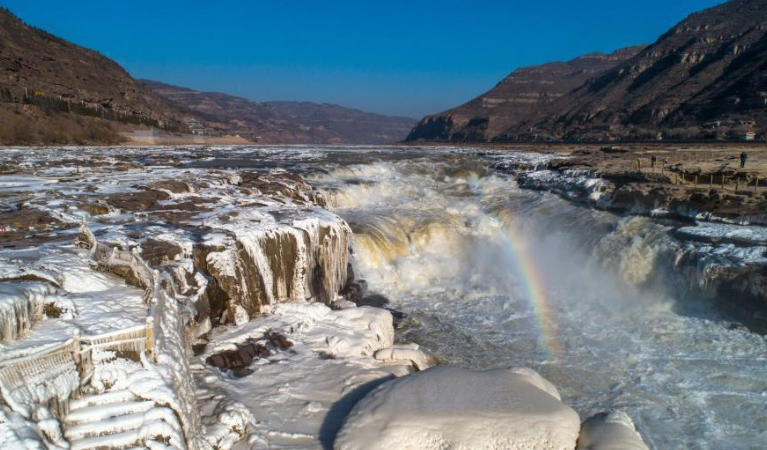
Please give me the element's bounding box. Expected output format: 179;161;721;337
199;216;351;322
498;149;767;225
205;332;293;370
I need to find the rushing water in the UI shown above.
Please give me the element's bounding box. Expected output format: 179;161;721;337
196;146;766;449
306;151;767;450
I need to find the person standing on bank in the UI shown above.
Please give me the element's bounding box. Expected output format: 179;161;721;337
741;151;748;169
651;154;657;169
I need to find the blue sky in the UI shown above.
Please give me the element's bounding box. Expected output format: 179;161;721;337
2;0;725;118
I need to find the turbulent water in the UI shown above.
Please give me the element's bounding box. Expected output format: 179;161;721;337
200;146;766;449
272;149;764;450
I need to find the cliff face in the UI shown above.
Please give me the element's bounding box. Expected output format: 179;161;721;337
409;0;767;143
406;46;644;142
142;80;418;144
0;8;187;134
523;0;767;140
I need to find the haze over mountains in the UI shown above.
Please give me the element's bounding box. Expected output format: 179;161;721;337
408;0;767;142
142;80;416;144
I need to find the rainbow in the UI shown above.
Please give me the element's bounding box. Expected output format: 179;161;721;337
497;213;562;360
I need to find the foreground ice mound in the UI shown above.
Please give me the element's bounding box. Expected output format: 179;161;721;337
577;412;649;450
334;366;580;450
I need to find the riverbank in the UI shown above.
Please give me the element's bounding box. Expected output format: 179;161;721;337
484;143;767;226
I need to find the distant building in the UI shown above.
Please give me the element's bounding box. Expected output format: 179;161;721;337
743;130;756;141
656;132;664;141
185;118;214;136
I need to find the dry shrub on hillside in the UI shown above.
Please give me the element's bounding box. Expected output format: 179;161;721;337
0;108;35;144
0;104;126;145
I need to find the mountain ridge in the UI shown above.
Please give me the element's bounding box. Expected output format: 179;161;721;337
408;0;767;142
405;46;645;142
516;0;767;141
0;6;190;144
141;80;417;144
0;6;415;145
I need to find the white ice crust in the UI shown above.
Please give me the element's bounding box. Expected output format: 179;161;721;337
577;411;650;450
334;366;581;450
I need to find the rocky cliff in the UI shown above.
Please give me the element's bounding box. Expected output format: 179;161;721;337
409;0;767;143
406;47;644;142
142;80;418;144
523;0;767;141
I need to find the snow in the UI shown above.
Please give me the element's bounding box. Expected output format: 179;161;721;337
9;145;767;449
1;147;367;449
334;366;581;450
577;412;650;450
677;222;767;246
373;344;433;371
195;302;425;448
0;406;48;450
0;246;147;359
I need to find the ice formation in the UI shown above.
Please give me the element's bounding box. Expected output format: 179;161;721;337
334;366;581;450
4;146;767;450
196;301;424;448
577;412;650;450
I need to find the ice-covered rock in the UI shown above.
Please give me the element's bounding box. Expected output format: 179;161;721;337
200;212;350;321
373;344;433;371
577;412;649;450
196;302;415;448
0;283;52;342
334;366;580;450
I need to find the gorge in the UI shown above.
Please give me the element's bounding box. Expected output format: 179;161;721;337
1;145;766;449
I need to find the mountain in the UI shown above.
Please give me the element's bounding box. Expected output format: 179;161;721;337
519;0;767;141
141;80;417;144
406;46;645;142
409;0;767;143
0;7;189;144
0;6;414;145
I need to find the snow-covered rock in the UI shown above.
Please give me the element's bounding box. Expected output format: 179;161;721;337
334;366;581;450
196;302;417;448
373;344;433;371
0;406;48;450
577;412;649;450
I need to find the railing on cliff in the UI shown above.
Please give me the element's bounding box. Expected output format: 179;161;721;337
0;322;153;418
0;337;77;418
0;223;203;449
